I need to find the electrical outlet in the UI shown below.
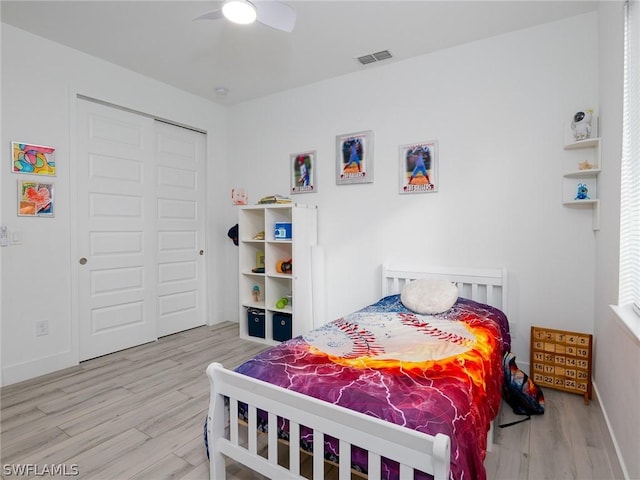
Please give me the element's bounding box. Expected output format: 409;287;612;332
36;320;49;336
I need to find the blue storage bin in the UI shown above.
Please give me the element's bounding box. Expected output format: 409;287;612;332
247;308;265;338
272;313;292;342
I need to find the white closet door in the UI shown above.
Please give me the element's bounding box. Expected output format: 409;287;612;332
154;120;207;337
76;100;207;360
77;99;157;360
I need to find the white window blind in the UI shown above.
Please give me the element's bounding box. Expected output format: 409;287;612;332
619;0;640;316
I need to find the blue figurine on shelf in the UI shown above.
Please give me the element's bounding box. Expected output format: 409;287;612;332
575;183;590;200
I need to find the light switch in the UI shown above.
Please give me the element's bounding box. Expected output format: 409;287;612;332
0;227;8;247
11;230;22;245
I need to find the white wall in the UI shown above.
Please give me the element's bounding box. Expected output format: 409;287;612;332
0;24;230;385
595;3;640;479
226;13;600;362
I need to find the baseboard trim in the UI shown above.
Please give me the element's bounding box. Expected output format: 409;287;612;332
592;380;630;480
1;350;77;387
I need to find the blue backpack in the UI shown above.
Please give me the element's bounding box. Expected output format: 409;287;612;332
500;352;545;427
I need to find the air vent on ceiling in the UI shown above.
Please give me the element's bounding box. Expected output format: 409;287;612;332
357;50;393;66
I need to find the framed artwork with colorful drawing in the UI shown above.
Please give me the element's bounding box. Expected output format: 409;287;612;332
291;151;316;194
336;130;373;185
12;141;56;176
399;140;438;194
18;180;55;217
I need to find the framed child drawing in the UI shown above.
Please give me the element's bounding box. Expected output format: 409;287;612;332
336;130;373;185
399;140;438;194
291;151;316;194
12;141;56;176
18;180;54;217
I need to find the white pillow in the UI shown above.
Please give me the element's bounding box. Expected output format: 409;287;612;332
400;279;458;314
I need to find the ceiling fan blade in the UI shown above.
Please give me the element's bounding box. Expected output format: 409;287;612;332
193;9;224;21
255;1;296;32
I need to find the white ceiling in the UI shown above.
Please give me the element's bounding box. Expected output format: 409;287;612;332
1;0;598;106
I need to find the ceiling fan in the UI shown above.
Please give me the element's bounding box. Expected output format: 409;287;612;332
194;0;296;33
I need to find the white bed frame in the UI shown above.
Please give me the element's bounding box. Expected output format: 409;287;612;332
207;263;508;480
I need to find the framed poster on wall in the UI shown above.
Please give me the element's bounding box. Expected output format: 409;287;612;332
336;130;373;185
291;151;316;194
399;140;438;194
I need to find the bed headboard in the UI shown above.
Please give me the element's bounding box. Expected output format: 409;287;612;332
382;263;508;315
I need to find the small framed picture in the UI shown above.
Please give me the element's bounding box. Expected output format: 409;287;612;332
399;140;438;194
18;180;55;217
12;141;56;176
336;130;373;185
291;151;316;194
256;251;265;269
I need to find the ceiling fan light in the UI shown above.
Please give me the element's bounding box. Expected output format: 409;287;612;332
222;0;257;25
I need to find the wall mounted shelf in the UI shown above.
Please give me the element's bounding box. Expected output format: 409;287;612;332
562;122;601;231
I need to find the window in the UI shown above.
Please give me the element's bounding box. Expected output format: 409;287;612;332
617;0;640;332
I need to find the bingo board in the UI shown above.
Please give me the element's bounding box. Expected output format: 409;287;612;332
530;326;593;404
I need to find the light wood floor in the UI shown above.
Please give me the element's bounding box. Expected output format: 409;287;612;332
0;322;624;480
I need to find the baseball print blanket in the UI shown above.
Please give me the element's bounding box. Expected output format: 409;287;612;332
232;295;510;480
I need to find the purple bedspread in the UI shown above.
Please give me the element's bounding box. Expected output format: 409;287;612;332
228;295;510;479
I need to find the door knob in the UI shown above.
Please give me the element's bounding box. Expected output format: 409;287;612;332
79;257;87;265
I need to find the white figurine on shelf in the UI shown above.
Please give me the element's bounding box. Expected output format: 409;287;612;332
571;109;593;141
578;160;594;170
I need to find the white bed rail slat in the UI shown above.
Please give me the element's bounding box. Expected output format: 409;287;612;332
312;429;323;480
399;465;412;480
289;421;300;475
248;405;257;455
207;362;451;480
471;282;479;301
268;411;278;465
338;439;350;480
229;399;238;446
487;284;494;305
368;451;381;480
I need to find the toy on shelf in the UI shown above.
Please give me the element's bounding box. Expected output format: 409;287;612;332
578;160;594;170
253;231;265;240
276;297;289;309
276;258;292;274
571;109;593;141
252;285;261;302
575;183;590;200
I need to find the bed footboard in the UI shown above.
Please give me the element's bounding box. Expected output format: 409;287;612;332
206;362;451;480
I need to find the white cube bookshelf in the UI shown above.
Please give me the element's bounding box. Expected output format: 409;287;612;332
238;204;317;344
